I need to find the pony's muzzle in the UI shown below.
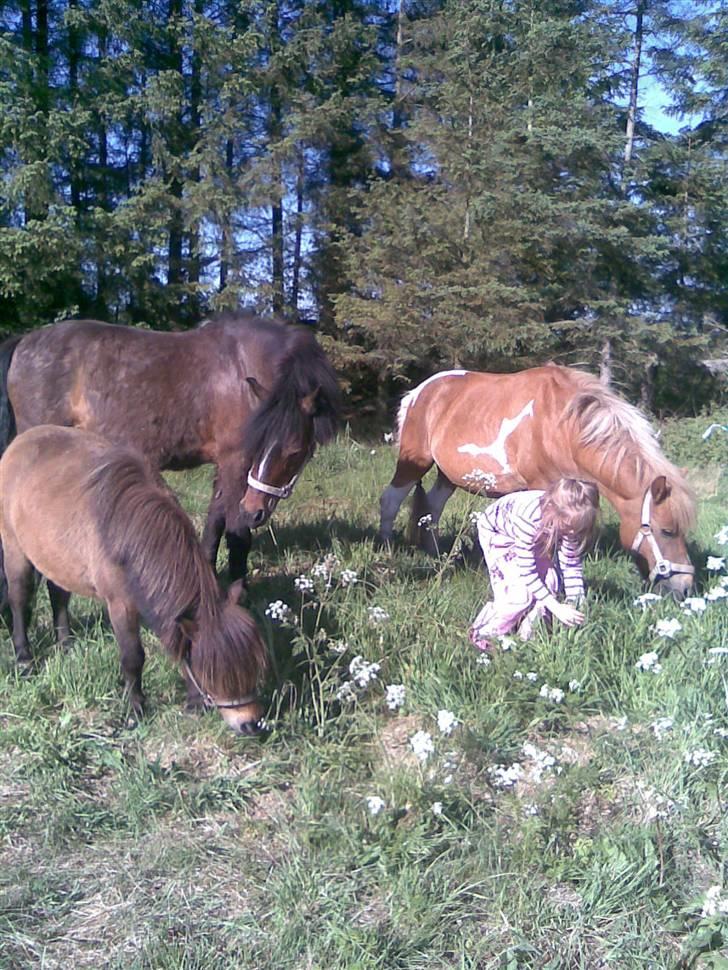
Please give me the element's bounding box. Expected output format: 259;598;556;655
219;702;266;735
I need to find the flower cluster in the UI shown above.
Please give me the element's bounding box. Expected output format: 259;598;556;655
539;684;565;704
436;709;458;736
339;568;359;587
635;651;662;674
265;600;294;624
294;575;315;594
368;606;390;625
653;618;682;639
385;684;406;711
488;762;524;789
462;468;497;490
701;886;728;918
365;795;386;816
410;730;434;762
651;716;674;740
685;748;717;768
349;655;381;688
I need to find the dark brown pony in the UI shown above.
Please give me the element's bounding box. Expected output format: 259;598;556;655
0;426;269;733
0;314;340;580
379;365;696;595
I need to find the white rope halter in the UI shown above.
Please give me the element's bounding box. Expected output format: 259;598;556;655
631;487;694;584
246;470;299;500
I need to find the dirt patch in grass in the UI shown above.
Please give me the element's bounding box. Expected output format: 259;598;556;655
375;713;427;770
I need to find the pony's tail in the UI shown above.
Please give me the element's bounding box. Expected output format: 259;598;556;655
406;481;428;546
0;335;22;456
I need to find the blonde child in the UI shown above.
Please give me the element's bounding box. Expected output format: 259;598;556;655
469;478;600;651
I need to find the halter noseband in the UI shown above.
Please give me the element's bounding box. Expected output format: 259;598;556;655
246;470;299;500
631;488;694;584
183;658;259;711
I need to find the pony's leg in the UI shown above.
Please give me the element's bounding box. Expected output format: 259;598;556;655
420;470;456;555
107;598;145;716
6;558;35;671
379;455;434;544
225;527;251;585
200;474;225;575
379;481;417;544
47;581;72;649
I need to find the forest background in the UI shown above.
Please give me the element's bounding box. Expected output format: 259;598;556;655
1;0;726;420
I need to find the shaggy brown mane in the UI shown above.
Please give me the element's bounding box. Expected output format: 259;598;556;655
87;450;267;697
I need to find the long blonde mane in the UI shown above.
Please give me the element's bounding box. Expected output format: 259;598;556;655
562;369;696;531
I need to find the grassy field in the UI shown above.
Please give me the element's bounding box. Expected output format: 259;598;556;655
1;417;728;969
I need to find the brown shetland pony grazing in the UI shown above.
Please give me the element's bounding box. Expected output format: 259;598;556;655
0;426;269;733
379;365;696;596
0;314;340;581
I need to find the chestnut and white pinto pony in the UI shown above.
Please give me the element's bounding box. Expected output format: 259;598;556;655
379;365;696;596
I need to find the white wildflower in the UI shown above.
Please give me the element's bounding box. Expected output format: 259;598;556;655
336;681;357;703
526;672;538;683
385;684;406;711
681;597;707;614
265;599;293;624
701;886;728;918
330;639;348;654
383;431;394;443
706;585;728;601
708;647;728;657
651;716;674;740
417;513;433;529
522;742;558;782
568;679;582;692
311;554;340;581
685;748;717;768
714;526;728;545
368;606;390;625
633;592;662;609
436;709;458;736
613;716;629;731
635;651;662;674
488;762;524;789
513;670;524;680
349;655;381;688
653;618;682;639
523;803;540;817
476;654;491;667
499;636;516;651
462;468;497;490
713;727;728;738
339;568;359;587
365;795;386;816
707;556;726;572
539;684;565;704
410;730;434;762
431;801;443;817
294;575;315;594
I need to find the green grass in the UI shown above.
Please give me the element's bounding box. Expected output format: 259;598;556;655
1;426;728;968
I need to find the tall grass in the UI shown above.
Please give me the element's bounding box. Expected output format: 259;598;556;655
1;426;727;968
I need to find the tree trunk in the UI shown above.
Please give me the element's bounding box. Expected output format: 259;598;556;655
624;1;645;166
599;337;612;385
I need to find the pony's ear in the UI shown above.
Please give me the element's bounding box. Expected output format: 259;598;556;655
650;475;670;504
300;386;320;416
227;579;246;605
246;376;270;400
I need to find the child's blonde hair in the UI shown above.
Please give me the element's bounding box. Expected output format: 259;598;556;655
535;478;600;558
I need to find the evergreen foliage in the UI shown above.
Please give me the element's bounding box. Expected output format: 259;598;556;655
0;0;725;412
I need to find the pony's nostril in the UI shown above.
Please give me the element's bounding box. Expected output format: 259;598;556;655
252;508;266;527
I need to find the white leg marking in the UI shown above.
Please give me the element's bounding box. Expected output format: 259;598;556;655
457;400;535;473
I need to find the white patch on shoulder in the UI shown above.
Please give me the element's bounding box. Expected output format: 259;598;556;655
458;399;535;472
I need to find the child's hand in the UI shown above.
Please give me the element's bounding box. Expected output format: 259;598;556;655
551;601;585;628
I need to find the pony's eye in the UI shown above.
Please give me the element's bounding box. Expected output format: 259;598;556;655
661;528;676;538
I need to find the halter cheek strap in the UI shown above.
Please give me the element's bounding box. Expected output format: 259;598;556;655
183;659;259;710
631;488;694;584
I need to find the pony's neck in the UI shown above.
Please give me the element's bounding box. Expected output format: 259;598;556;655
575;445;648;511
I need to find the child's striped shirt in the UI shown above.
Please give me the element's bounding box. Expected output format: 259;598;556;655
479;490;584;603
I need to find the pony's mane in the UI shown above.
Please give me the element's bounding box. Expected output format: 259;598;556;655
243;327;341;459
562;369;696;531
87;450;267;697
87;451;220;640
